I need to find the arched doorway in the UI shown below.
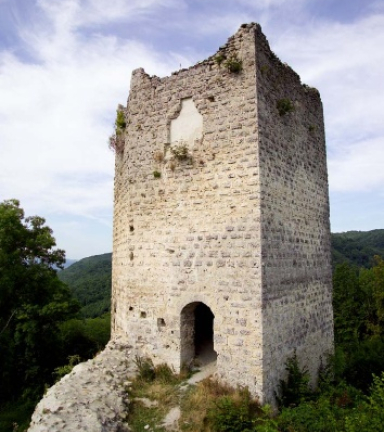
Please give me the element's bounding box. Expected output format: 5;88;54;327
180;302;217;368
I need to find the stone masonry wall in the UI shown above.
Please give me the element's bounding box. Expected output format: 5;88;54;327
253;27;334;401
112;23;333;403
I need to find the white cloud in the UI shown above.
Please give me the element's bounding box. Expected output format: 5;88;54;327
268;13;384;194
1;0;384;256
0;0;183;258
329;136;384;193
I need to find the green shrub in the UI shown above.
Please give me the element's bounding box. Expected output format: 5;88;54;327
224;55;243;73
154;363;177;384
215;54;226;66
171;143;190;160
345;373;384;432
278;395;346;432
115;109;126;131
276;351;312;408
208;394;254;432
53;354;81;382
276;98;295;116
153;170;161;179
135;356;156;382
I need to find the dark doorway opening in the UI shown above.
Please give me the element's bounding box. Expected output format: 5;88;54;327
180;302;217;368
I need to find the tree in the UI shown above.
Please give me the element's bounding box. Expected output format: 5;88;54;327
0;199;79;403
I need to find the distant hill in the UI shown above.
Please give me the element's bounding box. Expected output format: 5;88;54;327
63;258;77;268
59;230;384;318
58;253;112;318
331;229;384;268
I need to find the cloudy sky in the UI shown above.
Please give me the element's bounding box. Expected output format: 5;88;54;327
0;0;383;259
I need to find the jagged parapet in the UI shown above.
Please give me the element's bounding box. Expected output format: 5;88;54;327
112;23;333;403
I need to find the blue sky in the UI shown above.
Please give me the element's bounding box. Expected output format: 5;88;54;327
0;0;383;259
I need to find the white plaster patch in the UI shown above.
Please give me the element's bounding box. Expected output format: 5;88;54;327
170;98;203;149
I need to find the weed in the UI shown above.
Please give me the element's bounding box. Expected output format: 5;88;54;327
153;170;161;179
154;151;164;163
276;98;295;116
179;378;260;431
171;142;190;161
135;356;156;382
155;364;178;385
108;107;126;153
53;354;81;382
128;401;165;432
128;359;182;431
224;55;243;73
115;110;126;131
214;54;226;66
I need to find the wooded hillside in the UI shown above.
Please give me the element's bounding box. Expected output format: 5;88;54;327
58;253;112;318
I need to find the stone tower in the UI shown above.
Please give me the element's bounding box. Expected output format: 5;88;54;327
111;23;333;403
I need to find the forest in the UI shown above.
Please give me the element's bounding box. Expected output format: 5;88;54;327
1;199;384;431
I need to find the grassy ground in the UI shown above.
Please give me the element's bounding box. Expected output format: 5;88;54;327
126;358;265;432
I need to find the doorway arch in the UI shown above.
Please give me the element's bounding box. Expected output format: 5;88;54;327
180;302;217;368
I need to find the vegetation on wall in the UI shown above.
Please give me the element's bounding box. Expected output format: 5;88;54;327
276;98;295;116
108;106;126;153
224;55;243;73
170;142;191;161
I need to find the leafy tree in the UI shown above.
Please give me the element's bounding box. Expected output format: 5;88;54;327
0;199;79;403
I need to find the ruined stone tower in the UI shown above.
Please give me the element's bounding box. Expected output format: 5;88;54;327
111;23;333;403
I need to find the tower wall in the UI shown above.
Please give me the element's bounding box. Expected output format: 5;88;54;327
253;27;334;401
112;23;333;403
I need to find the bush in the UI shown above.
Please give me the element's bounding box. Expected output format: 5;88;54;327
135;356;156;382
171;143;190;160
276;98;294;116
208;395;252;432
276;351;312;408
345;373;384;432
224;55;243;73
207;388;257;432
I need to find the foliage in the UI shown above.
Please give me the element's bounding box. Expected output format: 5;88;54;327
134;357;177;385
108;107;126;153
58;253;112;318
115;109;126;131
276;351;311;408
331;230;384;268
0;398;36;432
276;98;295;116
135;356;156;382
59;313;110;360
214;53;226;66
153;170;162;178
53;354;81;382
333;258;384;391
207;390;255;432
0;199;80;404
128;360;182;432
170;142;190;160
224;55;243;73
